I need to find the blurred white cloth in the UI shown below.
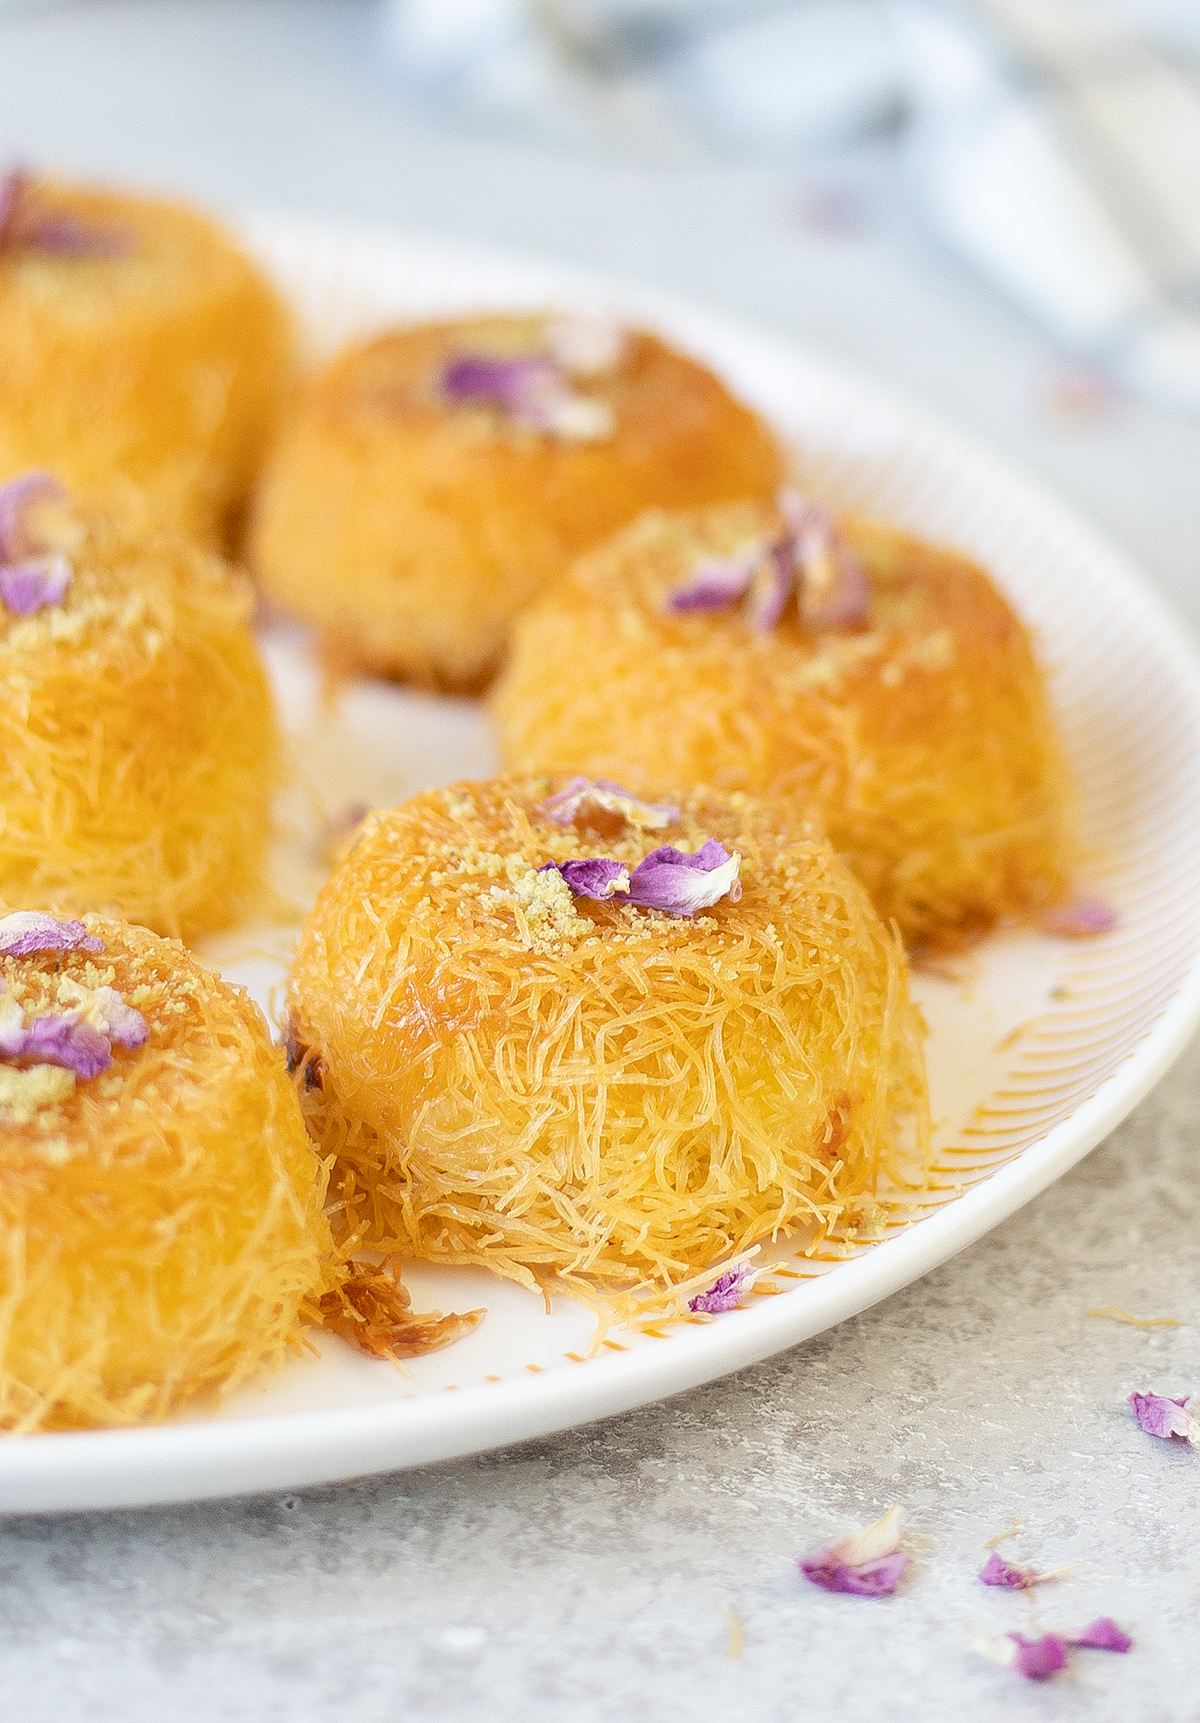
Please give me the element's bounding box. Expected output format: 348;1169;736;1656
384;0;1200;418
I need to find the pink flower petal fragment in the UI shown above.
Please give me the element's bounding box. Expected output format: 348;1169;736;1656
688;1264;755;1314
746;542;794;634
782;492;870;631
666;490;868;633
0;1011;112;1080
541;777;678;832
0;171;130;260
626;840;742;916
0;553;71;616
537;858;630;901
441;351;611;441
1129;1391;1200;1444
668;549;759;613
1009;1634;1070;1681
799;1505;909;1598
978;1552;1034;1589
0;470;67;563
0;912;103;957
91;987;149;1050
442;353;557;413
1040;895;1117;937
1070;1617;1133;1653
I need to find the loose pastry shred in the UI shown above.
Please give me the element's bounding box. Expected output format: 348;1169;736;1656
314;1256;484;1361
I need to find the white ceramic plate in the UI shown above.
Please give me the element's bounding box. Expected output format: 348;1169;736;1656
5;216;1200;1515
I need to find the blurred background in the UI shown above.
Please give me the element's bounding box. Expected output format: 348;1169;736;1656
1;0;1199;623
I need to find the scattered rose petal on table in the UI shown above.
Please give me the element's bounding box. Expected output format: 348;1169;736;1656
973;1630;1070;1681
1128;1392;1200;1445
979;1552;1072;1590
799;1504;910;1597
1069;1617;1133;1653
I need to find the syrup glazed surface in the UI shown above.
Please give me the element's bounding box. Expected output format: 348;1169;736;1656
250;313;785;691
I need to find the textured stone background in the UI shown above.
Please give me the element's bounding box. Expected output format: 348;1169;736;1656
2;5;1199;1717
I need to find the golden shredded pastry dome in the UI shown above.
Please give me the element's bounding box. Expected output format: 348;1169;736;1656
0;476;278;938
0;915;330;1431
248;313;785;692
493;500;1074;953
0;173;293;546
287;775;929;1298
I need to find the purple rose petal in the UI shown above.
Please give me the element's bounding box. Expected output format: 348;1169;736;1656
537;858;631;901
1040;896;1117;937
747;541;795;634
0;912;103;957
979;1552;1034;1589
1129;1391;1200;1443
689;1264;755;1314
0;470;67;564
441;350;610;440
784;496;870;631
20;215;132;259
0;170;131;260
5;1013;113;1079
0;553;71;616
668;548;760;614
541;777;679;832
667;490;869;632
1008;1634;1070;1681
1069;1617;1133;1653
0;168;29;252
91;987;149;1050
626;839;742;916
798;1505;909;1598
442;353;558;414
799;1551;910;1597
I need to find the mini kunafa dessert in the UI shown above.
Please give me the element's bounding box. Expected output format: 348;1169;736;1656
493;496;1073;953
0;911;329;1431
0;170;293;545
249;312;785;691
0;470;277;937
287;775;929;1296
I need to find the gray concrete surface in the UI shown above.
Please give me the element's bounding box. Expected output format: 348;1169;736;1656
2;5;1199;1717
